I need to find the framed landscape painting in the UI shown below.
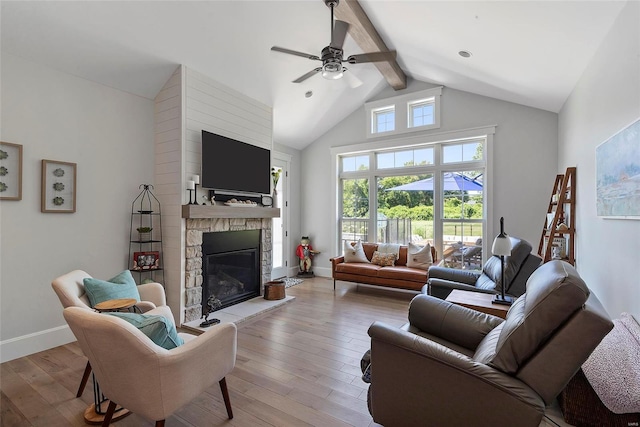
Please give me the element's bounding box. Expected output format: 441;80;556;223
596;118;640;219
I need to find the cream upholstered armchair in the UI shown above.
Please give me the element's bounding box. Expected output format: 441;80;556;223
52;269;173;397
365;261;613;427
63;306;237;427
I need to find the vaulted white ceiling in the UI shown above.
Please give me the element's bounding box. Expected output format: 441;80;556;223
1;1;626;149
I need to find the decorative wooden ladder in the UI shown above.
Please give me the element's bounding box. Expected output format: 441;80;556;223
538;167;576;265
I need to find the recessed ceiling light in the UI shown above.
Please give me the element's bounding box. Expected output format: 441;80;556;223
458;50;472;58
305;91;313;98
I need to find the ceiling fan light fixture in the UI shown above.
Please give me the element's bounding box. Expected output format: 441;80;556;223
322;62;344;80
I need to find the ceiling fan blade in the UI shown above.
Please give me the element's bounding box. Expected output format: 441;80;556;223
271;46;320;61
346;51;397;64
331;20;349;50
293;68;322;83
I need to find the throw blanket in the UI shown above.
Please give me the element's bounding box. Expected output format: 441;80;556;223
377;243;401;258
582;312;640;414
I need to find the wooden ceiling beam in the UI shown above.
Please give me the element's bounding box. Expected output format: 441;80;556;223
333;0;407;90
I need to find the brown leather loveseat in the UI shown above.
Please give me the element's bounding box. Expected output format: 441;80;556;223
330;242;437;291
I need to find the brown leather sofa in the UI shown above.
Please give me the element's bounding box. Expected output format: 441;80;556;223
365;260;613;427
331;242;437;291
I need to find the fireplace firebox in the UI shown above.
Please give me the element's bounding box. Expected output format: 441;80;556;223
202;230;261;311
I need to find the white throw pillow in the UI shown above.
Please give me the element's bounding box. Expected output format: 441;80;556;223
407;242;433;270
343;240;370;263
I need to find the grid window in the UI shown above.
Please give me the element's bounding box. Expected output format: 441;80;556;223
373;108;395;133
377;147;434;169
409;100;435;128
365;87;441;139
342;155;370;172
443;141;484;164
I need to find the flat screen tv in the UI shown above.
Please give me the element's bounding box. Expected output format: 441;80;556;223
201;130;271;195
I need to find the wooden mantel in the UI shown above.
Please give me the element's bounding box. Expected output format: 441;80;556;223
182;204;280;219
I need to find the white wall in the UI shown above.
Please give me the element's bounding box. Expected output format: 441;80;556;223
558;0;640;320
302;79;558;276
0;54;155;362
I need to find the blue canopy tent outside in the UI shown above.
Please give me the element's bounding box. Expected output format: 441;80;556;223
386;172;483;192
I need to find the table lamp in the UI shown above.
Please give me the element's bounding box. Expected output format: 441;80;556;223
492;217;513;305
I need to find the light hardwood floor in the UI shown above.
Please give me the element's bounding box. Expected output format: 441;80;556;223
1;277;568;426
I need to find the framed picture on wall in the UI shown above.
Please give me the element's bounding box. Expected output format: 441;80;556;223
41;159;77;213
132;251;160;270
0;141;23;201
596;117;640;219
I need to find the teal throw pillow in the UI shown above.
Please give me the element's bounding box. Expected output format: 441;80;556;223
83;270;141;308
106;312;183;350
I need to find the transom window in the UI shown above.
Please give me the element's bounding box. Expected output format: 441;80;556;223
373;107;395;134
365;86;442;138
342;155;370;172
377;147;434;169
443;141;484;163
409;98;435;128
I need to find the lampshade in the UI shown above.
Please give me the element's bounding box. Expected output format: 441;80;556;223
322;62;344;80
492;216;512;256
492;235;512;256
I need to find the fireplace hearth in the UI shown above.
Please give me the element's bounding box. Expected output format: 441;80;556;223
202;230;260;311
183;206;278;323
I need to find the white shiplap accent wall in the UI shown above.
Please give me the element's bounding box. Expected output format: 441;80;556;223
154;66;185;322
155;66;273;324
184;68;272;189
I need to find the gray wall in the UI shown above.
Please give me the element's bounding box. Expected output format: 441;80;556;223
558;0;640;320
301;79;558;275
0;54;155;361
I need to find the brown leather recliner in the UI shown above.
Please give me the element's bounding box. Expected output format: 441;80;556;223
366;260;613;427
426;236;541;299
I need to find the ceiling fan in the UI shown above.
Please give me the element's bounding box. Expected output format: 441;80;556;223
271;0;397;83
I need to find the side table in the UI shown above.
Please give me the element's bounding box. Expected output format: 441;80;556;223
94;298;138;312
445;289;510;319
85;298;138;423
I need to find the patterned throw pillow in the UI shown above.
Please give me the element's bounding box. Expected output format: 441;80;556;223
371;251;396;267
344;239;370;263
407;242;433;270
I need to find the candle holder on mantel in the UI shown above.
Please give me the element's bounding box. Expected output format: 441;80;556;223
186;180;196;205
192;175;206;205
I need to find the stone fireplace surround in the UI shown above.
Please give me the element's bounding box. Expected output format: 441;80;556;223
182;205;279;323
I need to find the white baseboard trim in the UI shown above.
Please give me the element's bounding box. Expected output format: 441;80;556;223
312;266;331;278
283;266;331;279
0;324;76;363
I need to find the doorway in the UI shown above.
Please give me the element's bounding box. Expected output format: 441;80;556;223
271;151;291;279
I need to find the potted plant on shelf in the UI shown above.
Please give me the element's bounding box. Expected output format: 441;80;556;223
136;227;153;241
